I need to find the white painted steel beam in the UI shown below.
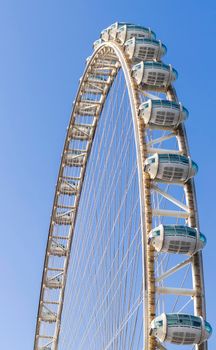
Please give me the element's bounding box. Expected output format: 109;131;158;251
152;184;189;212
152;209;189;218
156;257;192;282
147;132;176;146
157;286;196;296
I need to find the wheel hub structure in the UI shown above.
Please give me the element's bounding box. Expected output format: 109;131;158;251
34;23;212;350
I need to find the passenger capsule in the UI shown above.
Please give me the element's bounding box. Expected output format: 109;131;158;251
69;124;92;140
148;224;206;255
64;150;86;167
75;99;101;116
54;212;73;225
144;153;198;183
124;38;166;62
85;56;91;64
49;241;67;257
131;61;177;88
93;38;104;50
59;181;77;195
139;99;188;129
100;28;110;41
117;24;156;44
102;22;132;41
41;311;57;323
150;313;212;345
45;277;63;289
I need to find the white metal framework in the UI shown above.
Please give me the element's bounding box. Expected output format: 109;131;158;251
34;23;211;350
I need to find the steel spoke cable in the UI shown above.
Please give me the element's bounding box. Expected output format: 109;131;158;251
60;81;129;318
63;130;135;315
60;138;138;346
66;70;124;271
78;239;142;350
66;238;141;350
171;263;191;313
63;67;122;266
63;78;129;294
59;68;138;350
61;149;136;332
66;218;141;349
102;294;143;350
74;220;141;349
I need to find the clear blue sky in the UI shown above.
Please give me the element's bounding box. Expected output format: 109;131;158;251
0;0;216;349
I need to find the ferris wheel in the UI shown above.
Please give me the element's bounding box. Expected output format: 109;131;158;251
34;23;212;350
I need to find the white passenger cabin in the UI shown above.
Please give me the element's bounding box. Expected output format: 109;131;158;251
139;99;188;129
45;276;63;289
59;181;77;195
93;38;103;50
41;311;57;323
150;313;212;345
117;24;156;45
54;212;73;225
69;124;92;140
132;61;177;88
49;241;67;257
124;38;166;63
64;150;86;167
144;153;198;183
107;22;132;41
149;224;206;255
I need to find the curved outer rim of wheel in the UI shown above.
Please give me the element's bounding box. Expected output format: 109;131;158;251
34;38;207;350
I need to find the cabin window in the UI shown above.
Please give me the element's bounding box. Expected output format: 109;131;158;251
143;38;151;43
175;227;186;234
192;320;201;327
205;322;212;334
159;154;169;162
161;101;171;107
169;154;181;162
153;100;162;105
155;320;163;327
199;233;206;243
153;230;160;237
154;62;162;68
165;227;177;235
167;314;178;325
188;231;196;237
179;319;191;326
168;319;177;325
145;62;153;68
147;157;155;164
192;161;198;172
174;69;178;78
